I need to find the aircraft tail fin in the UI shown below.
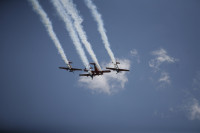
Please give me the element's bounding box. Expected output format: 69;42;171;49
116;62;120;64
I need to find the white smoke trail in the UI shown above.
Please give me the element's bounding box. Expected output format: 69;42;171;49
60;0;101;70
51;0;90;69
84;0;116;64
29;0;69;65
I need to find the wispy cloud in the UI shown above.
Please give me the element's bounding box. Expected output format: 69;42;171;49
188;98;200;120
149;48;177;71
78;59;131;94
193;71;200;91
182;71;200;120
130;49;138;56
188;71;200;120
158;72;171;84
154;110;169;119
130;49;140;63
148;48;178;88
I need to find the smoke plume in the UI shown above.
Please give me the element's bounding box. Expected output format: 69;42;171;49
61;0;101;70
51;0;90;69
84;0;116;64
29;0;69;65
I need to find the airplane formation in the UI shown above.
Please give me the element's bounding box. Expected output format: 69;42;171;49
29;0;130;80
59;61;130;79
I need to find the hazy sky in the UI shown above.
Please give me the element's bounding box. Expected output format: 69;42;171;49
1;0;200;132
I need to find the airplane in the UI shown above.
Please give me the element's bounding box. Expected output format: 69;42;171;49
106;61;129;73
59;61;82;72
79;71;95;79
79;63;111;79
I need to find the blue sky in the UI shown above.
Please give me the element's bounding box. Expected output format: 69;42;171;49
0;0;200;132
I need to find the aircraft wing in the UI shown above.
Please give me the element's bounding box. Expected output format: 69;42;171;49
59;67;69;70
106;67;117;70
106;67;129;71
118;69;129;71
71;68;82;71
79;74;90;77
102;70;111;73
